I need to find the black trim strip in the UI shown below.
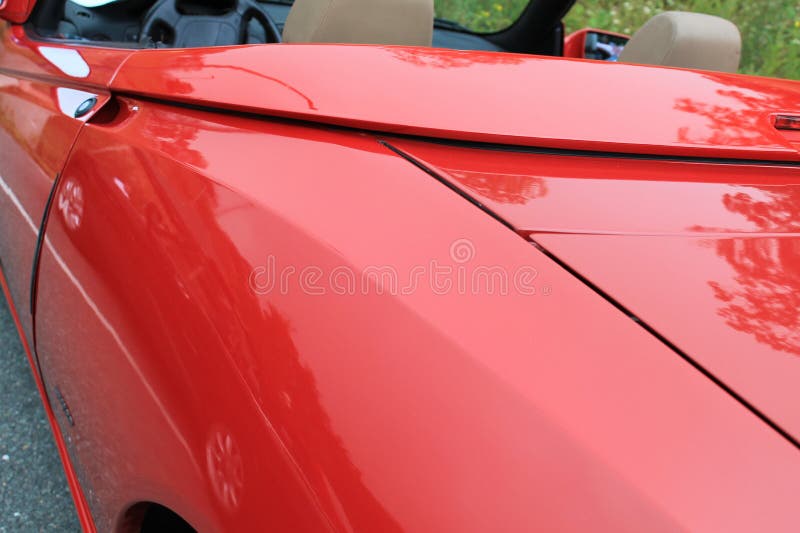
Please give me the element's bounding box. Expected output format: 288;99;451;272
30;172;61;316
396;136;800;167
27;172;63;404
382;139;800;451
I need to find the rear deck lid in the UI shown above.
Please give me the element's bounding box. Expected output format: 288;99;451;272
111;44;800;161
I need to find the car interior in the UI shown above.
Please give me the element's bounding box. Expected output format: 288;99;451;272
27;0;572;54
26;0;742;72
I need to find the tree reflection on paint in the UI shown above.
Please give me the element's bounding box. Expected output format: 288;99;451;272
711;187;800;355
447;170;548;205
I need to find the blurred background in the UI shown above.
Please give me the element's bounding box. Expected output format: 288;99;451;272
436;0;800;79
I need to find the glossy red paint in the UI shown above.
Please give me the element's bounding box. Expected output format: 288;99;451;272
391;138;800;235
31;97;800;531
538;232;800;438
0;22;112;347
1;13;800;533
111;44;800;161
562;29;582;58
392;137;800;443
0;25;133;88
0;0;36;24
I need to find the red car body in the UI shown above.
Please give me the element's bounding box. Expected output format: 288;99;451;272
2;3;800;531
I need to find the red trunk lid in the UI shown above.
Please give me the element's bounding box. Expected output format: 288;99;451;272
111;44;800;161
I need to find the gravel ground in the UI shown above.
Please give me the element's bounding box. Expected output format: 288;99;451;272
0;291;80;532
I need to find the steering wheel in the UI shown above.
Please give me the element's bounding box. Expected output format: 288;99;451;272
139;0;281;48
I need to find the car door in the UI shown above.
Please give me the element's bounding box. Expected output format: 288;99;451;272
0;4;330;530
0;20;124;347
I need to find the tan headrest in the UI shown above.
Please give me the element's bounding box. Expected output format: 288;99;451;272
283;0;434;46
618;11;741;73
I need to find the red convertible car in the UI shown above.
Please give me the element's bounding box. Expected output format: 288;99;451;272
2;0;800;530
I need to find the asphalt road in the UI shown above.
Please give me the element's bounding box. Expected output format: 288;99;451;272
0;291;80;532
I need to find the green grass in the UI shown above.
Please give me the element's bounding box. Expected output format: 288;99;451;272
434;0;800;80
